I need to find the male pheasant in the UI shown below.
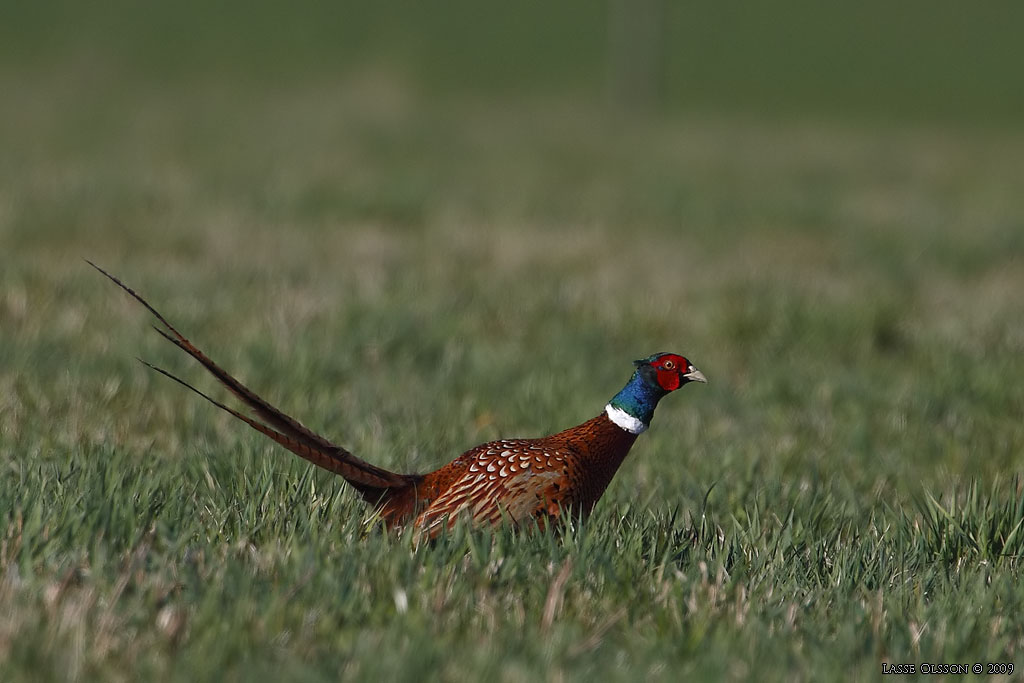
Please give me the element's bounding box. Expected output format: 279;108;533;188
90;263;707;537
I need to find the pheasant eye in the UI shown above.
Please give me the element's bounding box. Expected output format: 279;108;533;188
662;360;675;370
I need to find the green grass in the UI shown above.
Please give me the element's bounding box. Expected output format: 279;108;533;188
3;7;1024;681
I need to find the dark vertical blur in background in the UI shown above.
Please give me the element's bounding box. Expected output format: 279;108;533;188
2;0;1021;126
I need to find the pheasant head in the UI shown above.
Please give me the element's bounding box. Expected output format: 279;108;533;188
605;352;706;434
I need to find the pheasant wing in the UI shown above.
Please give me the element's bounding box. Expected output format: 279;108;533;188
416;440;571;535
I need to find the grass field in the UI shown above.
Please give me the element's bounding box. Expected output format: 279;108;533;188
3;5;1024;682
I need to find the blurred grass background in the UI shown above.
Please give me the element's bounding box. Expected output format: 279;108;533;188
2;2;1023;681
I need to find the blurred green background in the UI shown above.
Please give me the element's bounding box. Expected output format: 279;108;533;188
4;0;1024;123
2;2;1023;681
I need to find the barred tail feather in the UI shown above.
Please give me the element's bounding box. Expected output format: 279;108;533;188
89;260;415;496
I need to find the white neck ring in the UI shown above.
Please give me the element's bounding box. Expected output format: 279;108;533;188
605;404;648;434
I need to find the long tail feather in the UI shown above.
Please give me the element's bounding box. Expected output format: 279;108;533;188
138;359;406;489
88;260;414;492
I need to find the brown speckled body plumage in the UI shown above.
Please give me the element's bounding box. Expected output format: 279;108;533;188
91;263;706;538
381;414;638;534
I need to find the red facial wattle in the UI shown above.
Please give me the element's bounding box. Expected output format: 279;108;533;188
655;368;682;391
649;354;689;391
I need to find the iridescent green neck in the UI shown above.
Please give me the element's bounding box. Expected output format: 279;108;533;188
606;369;667;433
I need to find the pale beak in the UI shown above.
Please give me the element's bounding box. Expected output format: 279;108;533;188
683;365;708;384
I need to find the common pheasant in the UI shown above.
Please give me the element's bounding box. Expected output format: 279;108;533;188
90;262;707;537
